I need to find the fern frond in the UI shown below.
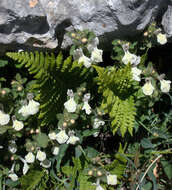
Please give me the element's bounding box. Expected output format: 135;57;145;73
95;64;136;136
6;51;89;126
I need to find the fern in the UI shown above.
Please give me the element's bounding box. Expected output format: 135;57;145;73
20;169;45;190
94;64;136;136
105;144;127;179
6;51;89;126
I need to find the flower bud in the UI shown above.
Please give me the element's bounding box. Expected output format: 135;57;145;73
63;122;67;128
97;171;102;176
35;129;40;134
88;170;93;176
30;129;34;134
81;38;87;43
17;86;23;91
1;90;6;95
70;119;75;124
71;33;76;38
144;32;148;37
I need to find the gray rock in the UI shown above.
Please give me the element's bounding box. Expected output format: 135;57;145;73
0;0;170;52
162;4;172;37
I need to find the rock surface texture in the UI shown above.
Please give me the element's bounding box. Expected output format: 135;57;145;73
0;0;170;52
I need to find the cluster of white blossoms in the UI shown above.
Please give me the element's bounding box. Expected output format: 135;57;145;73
18;96;40;117
142;78;171;96
122;44;142;82
73;37;103;68
64;89;92;115
95;174;117;190
8;148;50;181
157;32;167;45
49;129;80;145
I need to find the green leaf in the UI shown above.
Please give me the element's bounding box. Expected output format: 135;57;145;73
161;159;172;180
34;133;49;148
141;138;155;149
56;144;69;172
0;126;11;134
20;169;44;190
85;147;99;158
0;60;8;67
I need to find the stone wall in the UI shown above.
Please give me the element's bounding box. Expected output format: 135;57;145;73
0;0;170;52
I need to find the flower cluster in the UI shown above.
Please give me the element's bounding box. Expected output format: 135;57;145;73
73;37;103;68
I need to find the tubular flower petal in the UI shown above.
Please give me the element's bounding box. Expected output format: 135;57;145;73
157;33;167;45
142;81;154;96
64;97;77;113
78;55;92;68
160;79;171;93
0;111;10;125
12;120;24;131
56;130;69;144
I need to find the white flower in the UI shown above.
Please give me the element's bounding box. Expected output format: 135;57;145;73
78;55;92;68
18;105;30;117
27;99;40;115
91;47;103;63
142;81;154;96
157;33;167;45
23;162;29;175
0;111;10;125
93;118;105;129
96;185;104;190
93;118;105;137
93;132;99;137
107;174;117;185
82;101;92;115
131;67;142;81
25;152;35;163
160;79;171;93
64;97;77;113
48;131;57;140
52;146;59;155
36;150;46;162
9;173;18;181
8;143;17;154
67;135;80;145
122;51;140;66
87;37;99;52
12;119;24;131
40;159;51;168
56;130;69;144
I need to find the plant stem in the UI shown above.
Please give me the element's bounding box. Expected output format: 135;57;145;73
136;154;162;190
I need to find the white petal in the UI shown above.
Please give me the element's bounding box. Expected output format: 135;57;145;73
25;152;35;163
23;163;29;175
142;82;154;96
91;47;103;63
107;174;117;185
82;102;92;115
160;79;171;93
27;99;40;115
0;111;10;125
36;150;46;162
9;173;18;181
13;120;24;131
66;136;80;145
64;97;77;113
157;33;167;45
78;55;92;68
56;130;69;144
